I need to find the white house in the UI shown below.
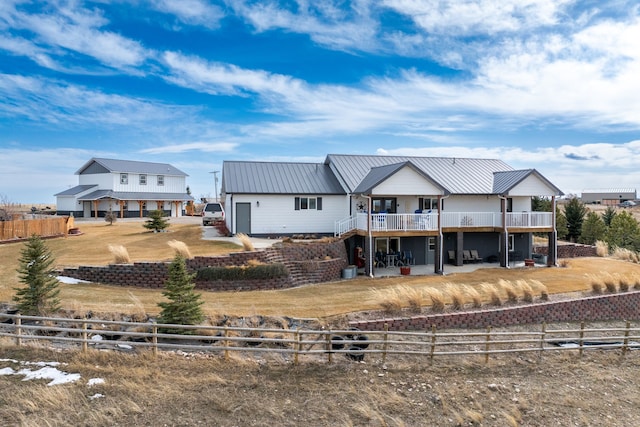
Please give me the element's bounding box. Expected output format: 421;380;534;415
55;158;193;218
221;154;563;273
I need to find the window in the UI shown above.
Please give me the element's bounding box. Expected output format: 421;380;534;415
501;197;513;213
372;197;396;213
139;174;147;185
295;197;322;210
120;173;128;185
419;197;439;211
157;175;164;186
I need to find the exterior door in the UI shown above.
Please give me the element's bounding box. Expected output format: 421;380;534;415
236;202;251;235
426;237;436;264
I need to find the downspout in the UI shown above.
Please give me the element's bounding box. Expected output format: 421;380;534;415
438;193;450;275
552;195;558;266
362;194;374;278
499;195;510;268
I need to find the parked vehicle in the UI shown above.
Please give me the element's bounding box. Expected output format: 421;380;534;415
201;202;225;225
619;200;636;208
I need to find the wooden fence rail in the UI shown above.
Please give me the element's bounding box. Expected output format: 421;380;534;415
0;217;73;241
1;314;638;363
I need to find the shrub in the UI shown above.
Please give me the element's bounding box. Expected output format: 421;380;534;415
196;263;288;281
461;284;482;308
424;287;445;312
498;279;519;303
108;244;131;264
104;209;117;225
528;279;549;301
595;240;609;257
237;233;255;251
517;280;534;303
397;285;425;312
370;287;403;314
143;209;170;232
167;240;191;259
602;272;617;293
480;282;502;306
444;283;464;310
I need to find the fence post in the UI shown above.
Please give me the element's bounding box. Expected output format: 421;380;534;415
382;323;389;364
326;332;333;364
622;320;631;357
15;314;22;347
82;320;88;353
224;327;229;361
579;321;585;358
484;326;492;364
294;328;300;365
538;322;546;361
152;322;158;358
429;325;436;364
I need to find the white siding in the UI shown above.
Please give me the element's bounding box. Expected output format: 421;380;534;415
56;196;77;211
444;195;501;212
79;173;112;188
508;175;556;197
372;168;443;196
112;173;185;193
231;194;348;235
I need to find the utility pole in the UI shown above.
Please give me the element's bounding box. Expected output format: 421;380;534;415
209;171;219;202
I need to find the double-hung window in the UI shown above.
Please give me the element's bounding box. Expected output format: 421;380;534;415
139;174;147;185
157;175;164;186
295;197;322;210
120;173;128;185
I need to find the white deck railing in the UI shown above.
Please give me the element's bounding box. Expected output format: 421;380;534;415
335;212;553;236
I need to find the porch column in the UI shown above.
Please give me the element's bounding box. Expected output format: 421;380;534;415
500;232;509;267
118;201;125;218
93;200;99;218
434;235;443;274
454;231;464;266
547;231;558;266
364;235;373;276
138;201;144;218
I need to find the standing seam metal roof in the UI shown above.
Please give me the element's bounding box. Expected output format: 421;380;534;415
222;161;346;194
76;158;188;176
326;154;517;194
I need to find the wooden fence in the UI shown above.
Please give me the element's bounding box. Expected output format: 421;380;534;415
1;313;639;363
0;217;73;241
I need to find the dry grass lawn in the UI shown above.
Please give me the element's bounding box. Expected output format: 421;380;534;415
2;218;640;320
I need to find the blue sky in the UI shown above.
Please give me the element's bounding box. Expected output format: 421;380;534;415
2;0;640;204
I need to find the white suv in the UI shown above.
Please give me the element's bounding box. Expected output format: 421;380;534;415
201;202;225;225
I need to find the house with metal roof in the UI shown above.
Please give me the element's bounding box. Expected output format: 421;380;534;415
55;158;193;218
221;154;563;274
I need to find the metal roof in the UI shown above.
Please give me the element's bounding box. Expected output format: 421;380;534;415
353;161;448;194
78;190;193;201
222;161;346;194
54;184;97;197
76;158;188;176
326;154;519;194
581;189;636;194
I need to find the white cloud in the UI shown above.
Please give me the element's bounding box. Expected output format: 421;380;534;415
1;1;150;70
140;142;239;154
150;0;224;28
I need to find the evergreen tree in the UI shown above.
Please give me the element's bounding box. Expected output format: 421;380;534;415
104;207;117;225
601;206;617;227
555;207;568;241
157;254;204;334
579;211;607;245
13;235;61;315
563;197;587;242
143;209;170;232
531;196;552;212
606;210;640;252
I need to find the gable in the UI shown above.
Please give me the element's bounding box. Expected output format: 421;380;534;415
369;166;444;195
507;174;559;196
79;161;110;175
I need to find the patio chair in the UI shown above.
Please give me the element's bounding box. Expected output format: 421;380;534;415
448;250;456;264
469;249;482;263
463;250;472;263
375;251;386;268
402;250;414;265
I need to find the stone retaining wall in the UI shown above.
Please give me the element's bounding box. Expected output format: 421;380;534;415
535;243;597;258
349;291;640;331
58;239;348;291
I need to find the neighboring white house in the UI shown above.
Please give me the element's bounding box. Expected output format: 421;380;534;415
55;158;193;218
221;154;564;273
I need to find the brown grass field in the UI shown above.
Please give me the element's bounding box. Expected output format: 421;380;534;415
3;218;640;426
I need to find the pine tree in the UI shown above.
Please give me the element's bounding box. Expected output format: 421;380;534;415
13;234;61;315
157;254;204;333
607;210;640;252
143;209;170;232
563;197;587;242
579;211;606;245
